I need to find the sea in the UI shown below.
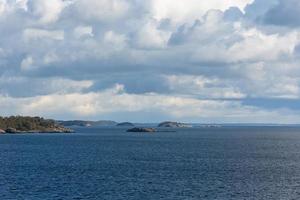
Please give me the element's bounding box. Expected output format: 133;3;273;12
1;126;300;200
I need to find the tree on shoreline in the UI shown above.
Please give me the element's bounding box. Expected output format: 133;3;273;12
0;116;57;131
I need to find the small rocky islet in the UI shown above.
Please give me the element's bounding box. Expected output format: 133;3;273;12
0;116;73;134
116;122;135;127
126;121;191;133
126;127;156;133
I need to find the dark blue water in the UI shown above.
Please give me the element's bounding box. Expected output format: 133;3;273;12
1;127;300;200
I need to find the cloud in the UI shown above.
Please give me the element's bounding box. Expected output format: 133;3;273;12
74;26;94;39
224;7;244;21
150;0;254;24
165;75;246;99
0;0;6;15
1;84;300;123
134;20;171;49
0;0;300;122
0;76;93;97
20;55;34;71
71;0;130;22
23;28;64;41
103;30;127;50
244;0;278;21
28;0;69;24
263;0;300;27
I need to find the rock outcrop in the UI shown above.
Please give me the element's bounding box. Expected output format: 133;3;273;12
2;127;73;134
5;128;18;133
127;127;156;133
0;116;73;134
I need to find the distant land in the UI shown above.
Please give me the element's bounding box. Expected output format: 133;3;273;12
58;120;191;128
57;120;117;127
0;116;73;134
2;117;299;135
158;121;192;128
116;122;135;127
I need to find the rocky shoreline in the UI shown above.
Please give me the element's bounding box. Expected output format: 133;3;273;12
0;127;73;134
0;116;74;134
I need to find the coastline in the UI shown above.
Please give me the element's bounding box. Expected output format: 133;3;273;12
0;128;73;134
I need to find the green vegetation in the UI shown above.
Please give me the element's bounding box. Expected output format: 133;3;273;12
0;116;65;132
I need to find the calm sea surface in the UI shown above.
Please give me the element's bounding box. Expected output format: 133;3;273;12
1;126;300;200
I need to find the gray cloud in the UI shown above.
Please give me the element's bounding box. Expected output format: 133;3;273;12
244;0;278;22
263;0;300;27
224;7;243;21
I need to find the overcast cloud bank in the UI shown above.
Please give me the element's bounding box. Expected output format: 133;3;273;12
1;0;300;123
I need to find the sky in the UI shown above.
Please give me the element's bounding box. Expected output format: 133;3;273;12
1;0;300;123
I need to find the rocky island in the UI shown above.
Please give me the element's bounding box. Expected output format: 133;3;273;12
127;127;156;133
158;121;191;128
0;116;73;134
116;122;135;127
